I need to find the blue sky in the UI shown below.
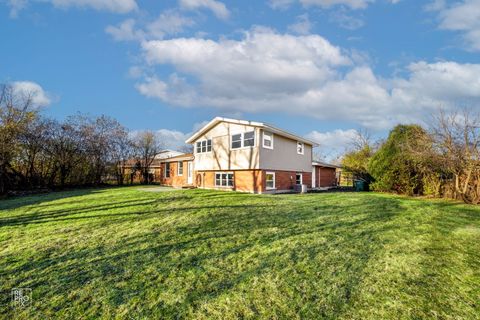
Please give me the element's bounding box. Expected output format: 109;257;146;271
2;0;480;159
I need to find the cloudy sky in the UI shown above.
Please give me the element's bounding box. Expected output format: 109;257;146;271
2;0;480;158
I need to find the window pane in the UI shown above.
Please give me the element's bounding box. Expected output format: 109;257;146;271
232;141;241;149
296;174;302;185
196;142;201;153
232;134;242;149
266;173;274;189
207;139;212;152
263;133;272;147
227;174;234;186
297;142;304;154
202;140;206;152
244;131;255;147
215;173;221;186
244;131;254;139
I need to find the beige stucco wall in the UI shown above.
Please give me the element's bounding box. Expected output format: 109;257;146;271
193;122;260;171
259;130;312;172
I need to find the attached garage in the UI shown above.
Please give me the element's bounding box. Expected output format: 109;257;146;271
312;161;341;189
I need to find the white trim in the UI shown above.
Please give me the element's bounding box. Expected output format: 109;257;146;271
185;117;318;146
164;162;171;178
312;166;316;188
297;141;305;155
187;162;193;184
266;171;276;190
214;172;234;188
231;131;256;150
296;173;303;185
195;139;212;154
177;161;183;176
262;131;274;150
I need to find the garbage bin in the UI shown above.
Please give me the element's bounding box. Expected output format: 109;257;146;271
354;180;366;191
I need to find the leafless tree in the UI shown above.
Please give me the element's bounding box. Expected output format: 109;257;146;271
133;131;164;184
0;84;38;194
431;109;480;203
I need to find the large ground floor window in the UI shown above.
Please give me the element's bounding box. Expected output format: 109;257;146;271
215;172;234;187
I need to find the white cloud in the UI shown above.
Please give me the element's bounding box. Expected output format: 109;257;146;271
6;0;138;16
269;0;401;9
270;0;372;10
106;10;195;42
135;28;480;129
105;19;145;41
11;81;51;107
287;14;313;35
179;0;230;20
306;129;358;160
433;0;480;51
155;128;190;150
329;9;365;30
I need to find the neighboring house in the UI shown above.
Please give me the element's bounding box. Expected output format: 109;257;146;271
185;117;318;193
158;153;194;188
312;161;341;188
122;150;194;188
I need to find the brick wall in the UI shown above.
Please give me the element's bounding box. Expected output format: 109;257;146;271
159;161;191;187
194;169;312;193
264;170;312;192
315;167;337;187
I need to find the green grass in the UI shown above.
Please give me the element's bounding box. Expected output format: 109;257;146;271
1;187;479;319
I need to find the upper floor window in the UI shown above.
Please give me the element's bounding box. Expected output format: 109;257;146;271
196;139;212;153
263;131;273;149
297;142;304;155
231;131;255;149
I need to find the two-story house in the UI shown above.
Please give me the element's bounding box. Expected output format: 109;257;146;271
185;117;318;193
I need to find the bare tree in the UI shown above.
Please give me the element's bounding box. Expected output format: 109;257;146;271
110;123;134;185
431;109;480;204
133;131;164;184
0;84;38;194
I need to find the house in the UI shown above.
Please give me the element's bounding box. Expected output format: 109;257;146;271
185;117;318;193
157;153;194;188
122;150;194;188
312;161;341;188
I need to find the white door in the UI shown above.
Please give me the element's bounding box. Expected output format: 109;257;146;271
187;162;193;184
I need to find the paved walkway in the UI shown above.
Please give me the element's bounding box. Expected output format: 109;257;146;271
137;186;179;192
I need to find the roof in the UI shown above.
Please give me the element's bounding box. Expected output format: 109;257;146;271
154;150;184;160
162;153;194;162
312;161;341;169
185;117;319;146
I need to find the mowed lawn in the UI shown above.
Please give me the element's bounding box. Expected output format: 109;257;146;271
1;187;479;319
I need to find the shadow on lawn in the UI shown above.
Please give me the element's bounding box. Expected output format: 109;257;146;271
1;193;407;319
2;192;479;319
0;188;102;211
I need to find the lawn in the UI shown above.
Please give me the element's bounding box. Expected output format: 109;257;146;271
0;187;479;319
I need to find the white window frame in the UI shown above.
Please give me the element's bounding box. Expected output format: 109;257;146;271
262;131;274;149
196;139;212;154
165;162;171;178
231;131;256;150
266;171;275;190
296;173;303;185
214;172;234;187
177;161;183;176
297;141;305;155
